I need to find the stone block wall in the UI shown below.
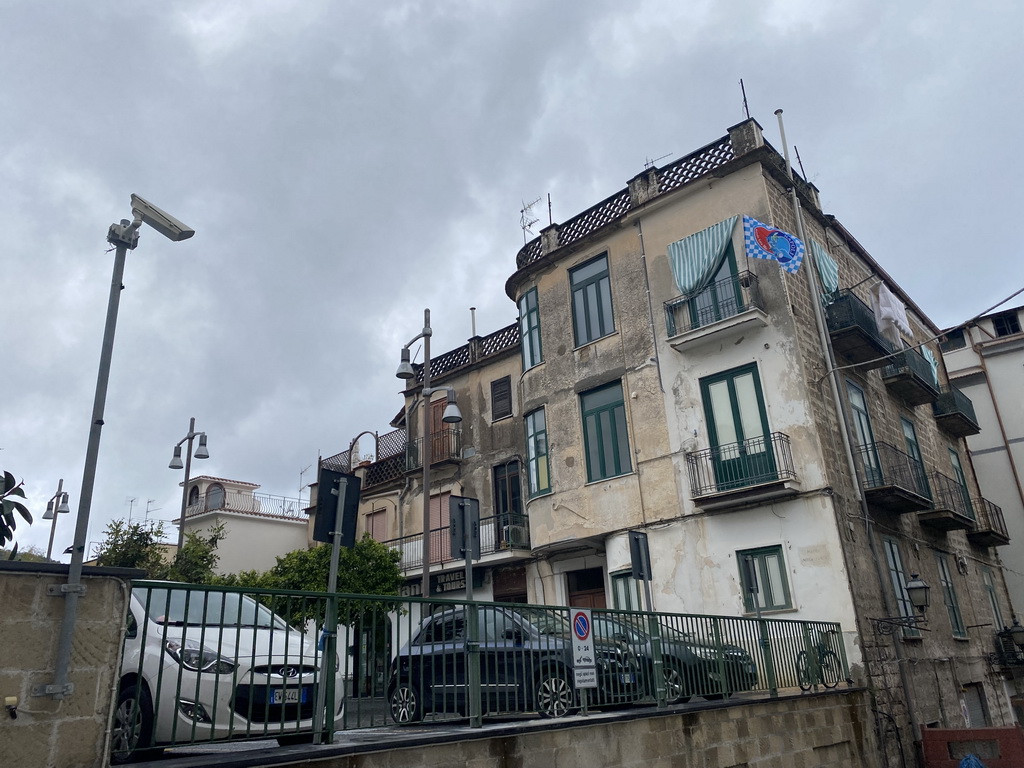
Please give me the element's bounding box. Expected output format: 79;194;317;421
0;563;135;768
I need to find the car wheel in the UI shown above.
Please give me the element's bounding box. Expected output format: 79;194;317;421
536;671;575;718
663;665;691;705
110;684;156;764
389;682;423;724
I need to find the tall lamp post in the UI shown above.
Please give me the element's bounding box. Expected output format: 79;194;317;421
169;417;210;557
42;479;71;561
396;309;463;600
37;195;194;700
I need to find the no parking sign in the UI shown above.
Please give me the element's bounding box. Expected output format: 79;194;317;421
571;608;597;689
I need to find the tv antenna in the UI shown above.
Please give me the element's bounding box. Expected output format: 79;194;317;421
520;197;541;242
739;78;751;120
299;463;312;497
144;499;160;523
125;496;137;522
644;153;673;170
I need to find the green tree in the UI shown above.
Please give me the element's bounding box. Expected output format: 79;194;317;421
93;520;168;573
1;471;32;559
165;524;225;583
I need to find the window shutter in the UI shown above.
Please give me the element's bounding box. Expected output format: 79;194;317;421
491;376;512;420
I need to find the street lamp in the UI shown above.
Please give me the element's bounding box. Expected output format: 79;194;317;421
870;574;932;634
40;194;194;701
169;417;210;557
42;479;71;561
397;309;463;600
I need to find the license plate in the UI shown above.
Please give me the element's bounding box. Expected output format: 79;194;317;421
620;673;635;684
271;688;305;704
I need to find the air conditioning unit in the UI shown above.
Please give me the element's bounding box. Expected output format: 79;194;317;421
502;524;530;549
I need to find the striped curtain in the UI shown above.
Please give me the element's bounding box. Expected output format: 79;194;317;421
667;216;738;296
811;240;839;302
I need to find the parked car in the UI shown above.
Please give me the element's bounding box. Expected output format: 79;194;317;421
111;584;345;763
592;615;758;704
387;605;642;723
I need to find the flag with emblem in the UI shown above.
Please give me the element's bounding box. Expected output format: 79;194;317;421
742;215;805;273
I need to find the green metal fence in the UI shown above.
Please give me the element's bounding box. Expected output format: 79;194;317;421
111;581;850;761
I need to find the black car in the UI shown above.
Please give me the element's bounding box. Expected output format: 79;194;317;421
592;615;758;704
387;605;642;723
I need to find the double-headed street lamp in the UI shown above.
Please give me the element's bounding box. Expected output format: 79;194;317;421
169;417;210;556
42;479;71;561
396;309;463;600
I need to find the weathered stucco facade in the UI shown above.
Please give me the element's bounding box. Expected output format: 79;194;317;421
315;119;1019;766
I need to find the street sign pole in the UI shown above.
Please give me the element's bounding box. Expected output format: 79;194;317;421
629;530;666;707
451;496;482;728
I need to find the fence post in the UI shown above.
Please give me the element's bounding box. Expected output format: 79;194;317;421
758;617;778;698
467;601;482;728
711;618;728;699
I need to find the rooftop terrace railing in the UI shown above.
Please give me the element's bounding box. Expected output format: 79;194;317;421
184;490;307;521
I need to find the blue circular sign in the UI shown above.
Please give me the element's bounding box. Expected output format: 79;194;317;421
573;612;590;641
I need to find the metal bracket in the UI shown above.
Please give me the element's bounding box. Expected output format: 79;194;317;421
30;682;74;698
46;584;87;596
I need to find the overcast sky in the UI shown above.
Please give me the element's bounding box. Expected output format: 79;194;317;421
3;1;1022;560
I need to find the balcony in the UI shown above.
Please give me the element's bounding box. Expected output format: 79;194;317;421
664;271;768;352
853;442;932;513
184;489;307;520
967;497;1011;547
405;428;462;472
381;513;531;572
918;471;975;532
932;386;981;437
882;347;940;406
686;432;799;511
824;290;893;369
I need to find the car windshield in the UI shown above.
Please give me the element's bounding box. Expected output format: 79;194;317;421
135;587;286;629
515;607;571;637
593;616;647;644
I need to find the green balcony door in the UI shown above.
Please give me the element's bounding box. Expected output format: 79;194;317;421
690;244;742;329
701;364;775;490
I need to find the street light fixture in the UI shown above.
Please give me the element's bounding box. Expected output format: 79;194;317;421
39;194;194;701
397;309;463;600
42;479;71;561
169;417;210;556
870;574;932;634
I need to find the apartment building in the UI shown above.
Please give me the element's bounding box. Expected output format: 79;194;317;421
319;119;1021;756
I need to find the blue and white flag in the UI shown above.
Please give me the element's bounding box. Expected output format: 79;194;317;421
742;215;805;273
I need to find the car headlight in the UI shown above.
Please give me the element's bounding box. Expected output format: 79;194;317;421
165;639;237;674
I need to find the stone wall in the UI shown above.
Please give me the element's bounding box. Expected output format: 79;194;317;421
0;562;137;768
304;690;880;768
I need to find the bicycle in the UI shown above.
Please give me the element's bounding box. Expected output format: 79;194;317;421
796;628;843;691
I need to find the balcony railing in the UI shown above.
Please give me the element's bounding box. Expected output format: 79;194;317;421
882;347;940;406
968;497;1011;547
381;513;531;571
853;442;932;513
686;432;797;499
406;429;462;472
932;386;981;437
184;490;307;520
918;471;975;532
664;271;764;337
824;290;893;368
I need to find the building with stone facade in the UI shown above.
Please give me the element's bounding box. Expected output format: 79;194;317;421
316;118;1021;759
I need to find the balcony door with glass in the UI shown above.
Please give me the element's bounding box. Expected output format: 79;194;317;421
847;381;881;486
690;244;742;329
700;364;774;490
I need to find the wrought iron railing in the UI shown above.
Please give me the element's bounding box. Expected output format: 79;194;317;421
932;386;980;431
119;579;850;752
824;290;893;359
381;513;531;571
852;442;931;500
686;432;797;497
664;271;763;337
184;490;307;520
928;471;974;520
406;429;462;471
973;497;1009;540
883;347;940;397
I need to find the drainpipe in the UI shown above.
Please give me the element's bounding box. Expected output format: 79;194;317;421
776;109;923;763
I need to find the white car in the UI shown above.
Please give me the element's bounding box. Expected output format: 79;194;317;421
111;584;344;763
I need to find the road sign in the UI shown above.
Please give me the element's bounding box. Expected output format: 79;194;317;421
570;608;597;689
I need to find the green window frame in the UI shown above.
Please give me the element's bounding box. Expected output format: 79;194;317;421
982;566;1005;630
570;253;614;346
580;380;631;482
882;536;921;639
518;288;543;369
738;545;792;612
611;571;642;611
936;553;967;638
525;408;550;496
